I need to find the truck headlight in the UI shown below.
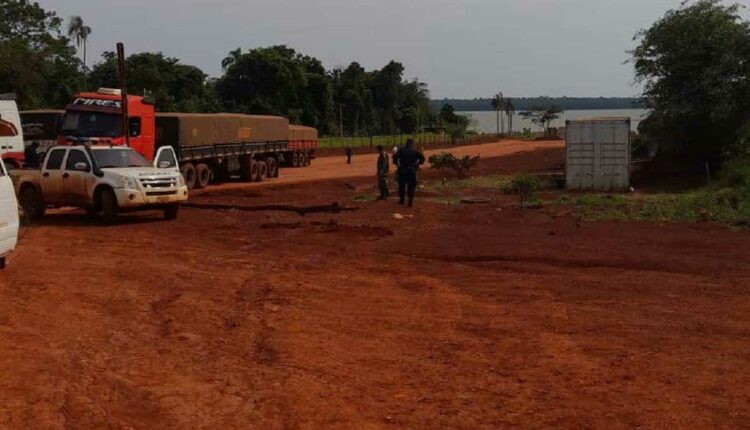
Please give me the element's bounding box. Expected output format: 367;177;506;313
122;177;138;189
177;174;185;188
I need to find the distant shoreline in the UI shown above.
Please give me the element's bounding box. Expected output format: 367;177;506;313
431;97;644;112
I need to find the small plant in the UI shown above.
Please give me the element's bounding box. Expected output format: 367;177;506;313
429;152;480;183
504;174;542;207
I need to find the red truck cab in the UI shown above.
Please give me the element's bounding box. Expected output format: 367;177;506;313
59;88;157;160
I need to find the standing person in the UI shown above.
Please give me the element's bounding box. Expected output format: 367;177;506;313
376;145;390;200
345;146;353;164
24;141;40;168
393;139;425;207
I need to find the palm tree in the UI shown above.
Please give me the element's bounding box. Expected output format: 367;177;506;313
504;98;515;135
68;16;92;87
490;92;503;136
222;48;243;71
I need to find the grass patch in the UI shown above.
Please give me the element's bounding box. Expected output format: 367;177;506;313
566;189;750;226
352;194;378;202
425;175;511;193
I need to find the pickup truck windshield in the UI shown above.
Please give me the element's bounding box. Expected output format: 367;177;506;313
92;148;151;168
61;111;122;138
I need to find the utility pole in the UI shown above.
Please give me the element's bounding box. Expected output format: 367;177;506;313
117;42;130;147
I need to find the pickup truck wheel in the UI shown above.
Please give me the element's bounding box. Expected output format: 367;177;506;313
20;187;45;219
163;205;179;220
180;163;197;190
265;157;278;178
101;189;118;225
195;163;210;189
0;257;5;269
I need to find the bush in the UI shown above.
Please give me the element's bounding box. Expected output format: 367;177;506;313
503;174;542;207
429;152;480;182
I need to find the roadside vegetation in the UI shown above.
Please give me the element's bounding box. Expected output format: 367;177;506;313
0;0;469;139
566;161;750;226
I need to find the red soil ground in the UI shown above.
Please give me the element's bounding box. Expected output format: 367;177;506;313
0;142;748;429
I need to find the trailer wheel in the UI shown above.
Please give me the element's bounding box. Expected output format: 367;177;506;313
257;162;268;181
195;163;211;189
265;157;278;178
303;151;311;166
247;158;259;182
181;163;197;190
20;186;45;219
101;189;118;225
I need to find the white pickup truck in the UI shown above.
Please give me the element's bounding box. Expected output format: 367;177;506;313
0;117;20;268
11;145;188;224
0;149;19;269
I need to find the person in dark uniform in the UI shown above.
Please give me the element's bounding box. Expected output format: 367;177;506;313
393;139;425;207
376;145;390;200
24;141;40;168
345;146;353;164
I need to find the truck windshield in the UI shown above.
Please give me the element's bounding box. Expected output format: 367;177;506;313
60;111;122;138
92;148;151;168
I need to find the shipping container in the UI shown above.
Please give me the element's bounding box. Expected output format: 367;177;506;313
566;118;631;191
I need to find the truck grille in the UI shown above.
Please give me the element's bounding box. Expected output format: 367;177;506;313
139;177;177;189
146;190;178;197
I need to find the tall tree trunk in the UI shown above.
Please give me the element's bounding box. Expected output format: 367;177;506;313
500;107;504;135
496;109;499;136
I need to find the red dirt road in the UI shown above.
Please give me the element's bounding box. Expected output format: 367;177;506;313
1;144;749;428
200;139;563;192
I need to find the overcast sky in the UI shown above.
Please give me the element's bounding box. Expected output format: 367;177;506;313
38;0;687;99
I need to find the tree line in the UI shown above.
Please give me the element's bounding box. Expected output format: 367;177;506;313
432;97;645;112
0;0;437;137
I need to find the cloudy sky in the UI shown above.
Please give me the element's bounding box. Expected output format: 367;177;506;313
38;0;686;98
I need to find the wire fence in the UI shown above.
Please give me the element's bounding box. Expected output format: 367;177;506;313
318;132;498;149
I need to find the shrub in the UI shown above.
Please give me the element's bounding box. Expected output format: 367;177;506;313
429;152;480;182
503;174;542;207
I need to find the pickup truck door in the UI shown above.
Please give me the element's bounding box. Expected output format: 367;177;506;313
0;159;19;259
154;146;180;172
61;148;93;207
40;148;66;205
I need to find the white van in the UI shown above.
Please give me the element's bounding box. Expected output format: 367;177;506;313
0;119;20;269
0;94;25;169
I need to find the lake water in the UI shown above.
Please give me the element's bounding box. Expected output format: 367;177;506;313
460;109;649;134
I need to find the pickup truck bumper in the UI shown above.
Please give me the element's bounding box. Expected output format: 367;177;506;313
114;186;189;209
0;236;17;258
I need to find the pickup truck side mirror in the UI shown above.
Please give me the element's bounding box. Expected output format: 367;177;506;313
158;161;173;169
74;162;90;172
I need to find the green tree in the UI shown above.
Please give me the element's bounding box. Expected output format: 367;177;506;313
216;45;333;131
504;98;515;134
520;105;563;135
67;15;91;87
370;61;404;134
88;51;219;112
0;0;82;108
221;47;242;71
632;0;750;165
491;93;503;135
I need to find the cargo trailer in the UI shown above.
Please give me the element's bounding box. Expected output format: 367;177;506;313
565;118;631;191
57;88;319;190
